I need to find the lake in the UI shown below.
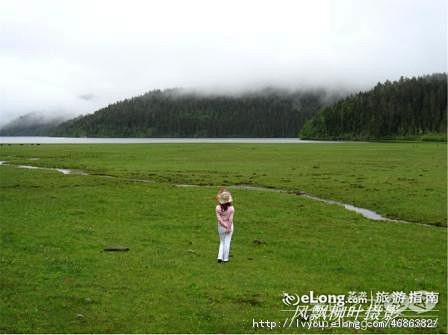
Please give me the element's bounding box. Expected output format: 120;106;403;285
0;136;342;144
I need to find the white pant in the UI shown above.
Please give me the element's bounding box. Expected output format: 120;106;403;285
217;224;233;261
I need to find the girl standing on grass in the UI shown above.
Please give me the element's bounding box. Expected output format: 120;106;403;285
215;188;234;263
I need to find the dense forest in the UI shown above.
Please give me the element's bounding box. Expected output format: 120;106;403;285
301;73;447;140
0;112;68;136
1;73;446;139
47;88;339;137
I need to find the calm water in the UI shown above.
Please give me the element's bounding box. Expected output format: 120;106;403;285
0;136;342;144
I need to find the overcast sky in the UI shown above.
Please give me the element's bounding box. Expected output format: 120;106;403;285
0;0;446;126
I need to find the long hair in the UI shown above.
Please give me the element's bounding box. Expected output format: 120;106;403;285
220;202;232;212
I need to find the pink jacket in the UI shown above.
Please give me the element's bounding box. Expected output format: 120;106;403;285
215;205;234;229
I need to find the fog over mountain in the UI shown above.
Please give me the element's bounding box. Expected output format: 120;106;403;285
0;0;446;127
0;111;70;136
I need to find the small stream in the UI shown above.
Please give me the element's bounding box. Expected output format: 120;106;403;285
0;160;87;175
0;160;437;227
300;194;397;221
178;183;414;223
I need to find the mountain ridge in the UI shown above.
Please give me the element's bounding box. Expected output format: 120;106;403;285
1;74;446;140
301;73;447;141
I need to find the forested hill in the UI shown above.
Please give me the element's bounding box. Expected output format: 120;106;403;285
301;73;447;140
48;88;340;137
0;112;68;136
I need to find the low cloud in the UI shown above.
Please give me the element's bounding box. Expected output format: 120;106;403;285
0;0;446;126
78;93;96;101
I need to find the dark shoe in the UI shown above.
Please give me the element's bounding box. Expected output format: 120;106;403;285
217;259;223;263
223;260;229;263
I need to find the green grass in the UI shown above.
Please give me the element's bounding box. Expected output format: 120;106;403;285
393;133;447;142
0;143;446;333
1;142;446;225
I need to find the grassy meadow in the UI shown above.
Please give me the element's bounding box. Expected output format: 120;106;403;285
0;142;446;333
